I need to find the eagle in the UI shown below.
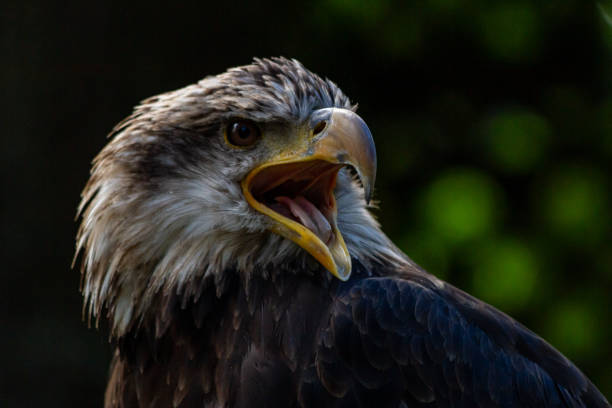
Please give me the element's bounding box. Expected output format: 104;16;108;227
75;57;609;408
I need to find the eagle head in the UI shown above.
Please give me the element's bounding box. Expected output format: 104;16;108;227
75;57;407;336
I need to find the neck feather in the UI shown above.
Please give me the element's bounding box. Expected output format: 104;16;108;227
77;170;411;337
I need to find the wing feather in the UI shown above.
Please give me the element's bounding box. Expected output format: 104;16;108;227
308;275;610;407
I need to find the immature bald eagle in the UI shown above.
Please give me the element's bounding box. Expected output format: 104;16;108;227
76;58;609;408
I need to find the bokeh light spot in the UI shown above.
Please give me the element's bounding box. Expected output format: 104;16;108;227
469;239;538;312
481;110;551;173
421;169;502;243
540;166;610;244
478;3;540;61
545;301;599;360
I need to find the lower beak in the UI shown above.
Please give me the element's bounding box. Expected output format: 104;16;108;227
242;108;376;281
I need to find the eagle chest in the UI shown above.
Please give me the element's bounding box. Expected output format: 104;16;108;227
110;276;334;408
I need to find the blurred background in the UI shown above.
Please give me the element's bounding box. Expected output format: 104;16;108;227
1;0;611;406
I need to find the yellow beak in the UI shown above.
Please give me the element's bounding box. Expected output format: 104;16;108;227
242;108;376;281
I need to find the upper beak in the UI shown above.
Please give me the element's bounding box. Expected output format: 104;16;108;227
307;108;377;203
242;108;376;281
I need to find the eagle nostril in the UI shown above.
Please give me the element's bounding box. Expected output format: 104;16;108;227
312;120;327;135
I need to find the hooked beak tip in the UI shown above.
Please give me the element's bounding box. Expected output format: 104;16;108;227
312;108;377;205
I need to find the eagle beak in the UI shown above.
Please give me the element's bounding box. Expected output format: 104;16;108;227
242;108;376;281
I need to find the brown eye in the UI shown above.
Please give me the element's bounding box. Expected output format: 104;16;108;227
227;121;261;147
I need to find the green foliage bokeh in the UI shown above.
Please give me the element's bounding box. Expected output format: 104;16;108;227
315;0;612;398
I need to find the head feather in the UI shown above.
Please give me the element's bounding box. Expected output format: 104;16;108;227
75;57;409;337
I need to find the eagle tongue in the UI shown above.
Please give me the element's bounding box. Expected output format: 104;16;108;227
294;196;333;244
275;196;332;244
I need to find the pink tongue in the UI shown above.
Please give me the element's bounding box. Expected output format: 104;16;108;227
275;196;333;244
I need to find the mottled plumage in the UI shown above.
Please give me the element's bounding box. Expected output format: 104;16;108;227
76;57;610;407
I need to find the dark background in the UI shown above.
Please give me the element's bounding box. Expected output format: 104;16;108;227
2;0;611;406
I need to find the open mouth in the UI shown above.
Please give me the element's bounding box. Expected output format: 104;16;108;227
240;108;375;281
247;160;343;244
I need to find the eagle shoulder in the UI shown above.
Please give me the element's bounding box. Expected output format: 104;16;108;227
309;273;610;407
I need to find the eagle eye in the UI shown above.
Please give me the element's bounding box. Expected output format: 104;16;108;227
226;120;261;148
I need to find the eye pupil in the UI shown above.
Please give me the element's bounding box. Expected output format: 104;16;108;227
238;125;250;139
227;121;261;147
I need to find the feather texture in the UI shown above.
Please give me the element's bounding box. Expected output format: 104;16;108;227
75;58;610;407
103;264;609;407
